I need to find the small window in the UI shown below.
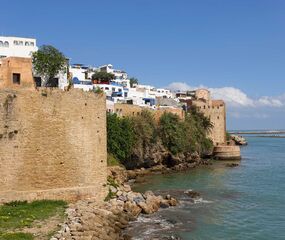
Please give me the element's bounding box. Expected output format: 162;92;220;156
12;73;21;84
25;41;29;46
30;42;34;46
0;41;3;47
217;116;220;120
112;87;115;92
19;41;23;46
14;40;19;45
105;87;109;90
4;41;9;47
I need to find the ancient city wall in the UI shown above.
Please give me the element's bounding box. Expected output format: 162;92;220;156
0;88;107;203
113;103;185;120
193;99;226;145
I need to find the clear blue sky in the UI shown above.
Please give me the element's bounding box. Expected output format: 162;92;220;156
1;0;285;129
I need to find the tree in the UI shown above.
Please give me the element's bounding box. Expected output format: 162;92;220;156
129;77;138;87
32;45;67;87
107;113;135;163
158;112;187;155
91;72;115;82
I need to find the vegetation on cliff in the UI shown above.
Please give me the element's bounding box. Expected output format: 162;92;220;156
107;108;213;169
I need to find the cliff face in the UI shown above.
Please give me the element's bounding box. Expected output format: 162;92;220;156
107;109;213;171
125;140;201;170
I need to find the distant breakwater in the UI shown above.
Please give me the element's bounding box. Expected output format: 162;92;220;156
229;131;285;135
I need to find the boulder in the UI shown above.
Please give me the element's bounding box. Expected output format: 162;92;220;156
168;197;178;206
184;190;201;199
124;201;142;217
226;163;239;167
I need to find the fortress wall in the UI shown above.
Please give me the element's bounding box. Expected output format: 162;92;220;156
0;88;107;203
193;100;226;145
113;103;184;120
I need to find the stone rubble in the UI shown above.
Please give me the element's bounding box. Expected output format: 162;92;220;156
52;169;178;240
231;135;247;146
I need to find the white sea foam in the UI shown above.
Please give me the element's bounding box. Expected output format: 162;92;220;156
193;197;213;204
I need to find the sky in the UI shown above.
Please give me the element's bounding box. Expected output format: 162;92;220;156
1;0;285;130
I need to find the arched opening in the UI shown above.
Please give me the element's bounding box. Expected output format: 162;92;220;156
4;41;9;47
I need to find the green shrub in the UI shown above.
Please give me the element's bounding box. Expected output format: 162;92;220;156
158;112;187;155
107;113;135;163
107;153;121;166
106;107;214;167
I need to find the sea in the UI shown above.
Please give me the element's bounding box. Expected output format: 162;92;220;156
125;134;285;240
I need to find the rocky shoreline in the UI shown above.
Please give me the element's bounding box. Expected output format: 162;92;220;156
51;160;208;240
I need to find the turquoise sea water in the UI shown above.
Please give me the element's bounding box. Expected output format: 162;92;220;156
129;137;285;240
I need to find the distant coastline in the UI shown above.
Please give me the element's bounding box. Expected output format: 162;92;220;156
229;130;285;135
249;135;285;138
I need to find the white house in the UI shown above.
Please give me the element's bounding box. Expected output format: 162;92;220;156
98;64;128;80
0;36;38;58
69;64;97;82
0;36;69;89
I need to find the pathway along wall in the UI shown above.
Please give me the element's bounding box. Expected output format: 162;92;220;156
0;88;107;203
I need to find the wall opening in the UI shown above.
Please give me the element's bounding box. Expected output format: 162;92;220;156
12;73;21;84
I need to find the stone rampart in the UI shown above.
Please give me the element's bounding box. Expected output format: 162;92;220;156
113;103;185;120
0;88;107;203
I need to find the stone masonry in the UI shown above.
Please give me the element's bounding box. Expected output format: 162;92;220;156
0;88;107;203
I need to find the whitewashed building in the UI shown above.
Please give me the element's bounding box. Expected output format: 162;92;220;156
0;36;38;58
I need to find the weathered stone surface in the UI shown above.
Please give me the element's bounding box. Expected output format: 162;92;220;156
124;201;142;217
0;88;107;203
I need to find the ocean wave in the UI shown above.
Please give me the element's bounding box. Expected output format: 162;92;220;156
193;197;213;204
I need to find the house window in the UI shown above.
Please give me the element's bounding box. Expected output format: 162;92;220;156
34;77;42;87
12;73;21;84
4;41;9;47
25;41;29;46
14;40;19;45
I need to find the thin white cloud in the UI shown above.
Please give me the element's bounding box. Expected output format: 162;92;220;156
257;96;283;107
166;82;284;108
209;87;255;107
